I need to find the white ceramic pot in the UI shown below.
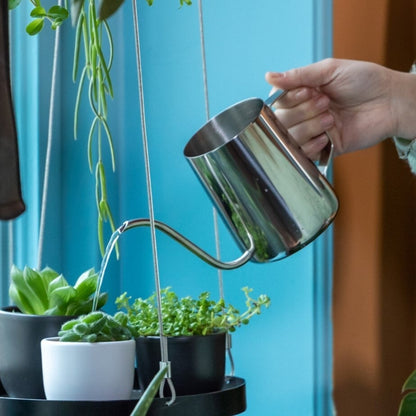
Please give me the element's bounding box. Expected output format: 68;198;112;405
41;337;136;401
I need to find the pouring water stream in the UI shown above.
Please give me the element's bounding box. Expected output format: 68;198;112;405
92;228;122;311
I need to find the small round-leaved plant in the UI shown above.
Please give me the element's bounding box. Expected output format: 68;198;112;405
115;286;271;337
58;311;132;342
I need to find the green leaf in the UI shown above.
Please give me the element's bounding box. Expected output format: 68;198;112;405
74;269;98;300
399;392;416;416
98;0;125;20
26;18;44;36
8;0;22;10
43;306;64;316
74;322;89;335
85;333;98;342
81;311;104;324
8;282;36;315
47;274;69;297
59;331;81;342
89;315;107;333
39;267;60;295
49;286;77;312
30;6;46;17
48;5;69;19
403;370;416;392
40;266;60;282
60;318;80;331
130;366;168;416
22;267;49;313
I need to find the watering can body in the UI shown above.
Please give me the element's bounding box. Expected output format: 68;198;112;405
184;94;338;263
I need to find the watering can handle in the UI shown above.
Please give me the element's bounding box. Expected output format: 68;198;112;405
264;88;334;177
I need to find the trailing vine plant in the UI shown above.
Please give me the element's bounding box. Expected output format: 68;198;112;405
8;0;191;257
72;0;118;256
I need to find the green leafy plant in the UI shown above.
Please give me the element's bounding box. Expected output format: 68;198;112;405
58;311;132;342
115;286;271;337
9;265;107;315
398;369;416;415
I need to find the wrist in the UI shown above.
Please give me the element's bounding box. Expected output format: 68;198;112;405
392;65;416;139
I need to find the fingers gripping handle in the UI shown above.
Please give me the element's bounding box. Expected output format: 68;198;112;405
264;88;334;177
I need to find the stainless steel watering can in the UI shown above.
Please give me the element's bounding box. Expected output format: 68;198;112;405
184;89;338;263
117;90;338;270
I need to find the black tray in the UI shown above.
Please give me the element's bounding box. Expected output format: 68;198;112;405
0;377;246;416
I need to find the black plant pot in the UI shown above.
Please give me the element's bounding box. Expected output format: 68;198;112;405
0;306;74;399
135;331;226;397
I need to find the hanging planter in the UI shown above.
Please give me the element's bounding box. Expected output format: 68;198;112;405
135;332;226;396
116;286;270;399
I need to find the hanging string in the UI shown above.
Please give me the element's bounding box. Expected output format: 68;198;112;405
131;0;176;404
197;0;224;300
197;0;234;377
37;0;62;270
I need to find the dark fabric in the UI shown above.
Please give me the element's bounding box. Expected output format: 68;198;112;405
0;1;25;220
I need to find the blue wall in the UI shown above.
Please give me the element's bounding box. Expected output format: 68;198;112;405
8;1;333;414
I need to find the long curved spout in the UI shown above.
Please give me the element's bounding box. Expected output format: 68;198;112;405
118;218;255;270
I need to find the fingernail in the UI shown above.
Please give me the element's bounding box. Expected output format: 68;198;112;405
315;95;329;110
295;88;308;99
266;71;284;79
320;113;334;128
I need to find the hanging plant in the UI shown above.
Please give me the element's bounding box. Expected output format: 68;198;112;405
72;0;118;256
8;0;192;257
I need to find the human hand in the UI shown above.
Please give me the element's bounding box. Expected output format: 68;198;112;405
265;58;414;158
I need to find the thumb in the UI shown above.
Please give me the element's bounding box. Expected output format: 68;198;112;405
265;58;338;90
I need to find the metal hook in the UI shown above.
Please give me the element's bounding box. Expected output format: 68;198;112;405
159;362;176;406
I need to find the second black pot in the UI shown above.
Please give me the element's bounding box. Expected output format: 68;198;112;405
135;331;226;396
